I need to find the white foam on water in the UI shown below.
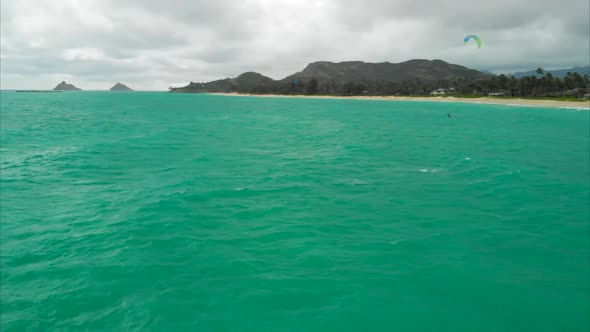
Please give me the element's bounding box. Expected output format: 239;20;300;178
504;103;535;108
335;178;369;185
350;179;368;185
419;168;443;173
559;106;590;111
496;103;589;110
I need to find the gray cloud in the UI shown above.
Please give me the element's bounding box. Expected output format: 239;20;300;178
1;0;588;90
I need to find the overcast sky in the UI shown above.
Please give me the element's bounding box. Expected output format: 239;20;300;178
1;0;589;90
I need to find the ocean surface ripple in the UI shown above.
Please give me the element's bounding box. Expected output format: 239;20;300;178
1;92;589;331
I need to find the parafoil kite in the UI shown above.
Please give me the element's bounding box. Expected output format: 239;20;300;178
464;35;481;48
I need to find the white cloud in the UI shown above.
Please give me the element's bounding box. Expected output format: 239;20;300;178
1;0;588;90
63;48;107;61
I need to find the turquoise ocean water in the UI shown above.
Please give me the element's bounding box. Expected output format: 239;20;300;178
1;91;589;331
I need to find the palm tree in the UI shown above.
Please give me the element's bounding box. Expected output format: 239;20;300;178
508;76;518;96
545;72;554;94
572;72;585;89
564;72;574;90
498;74;509;91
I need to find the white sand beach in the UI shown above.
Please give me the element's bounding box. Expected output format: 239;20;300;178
212;93;590;109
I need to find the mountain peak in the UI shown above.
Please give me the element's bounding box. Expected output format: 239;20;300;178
236;72;274;85
110;82;133;91
53;81;81;91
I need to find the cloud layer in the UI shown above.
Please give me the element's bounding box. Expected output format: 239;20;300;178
2;0;589;90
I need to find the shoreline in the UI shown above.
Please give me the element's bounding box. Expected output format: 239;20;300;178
210;93;590;109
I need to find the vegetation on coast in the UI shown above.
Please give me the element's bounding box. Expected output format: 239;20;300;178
170;61;590;100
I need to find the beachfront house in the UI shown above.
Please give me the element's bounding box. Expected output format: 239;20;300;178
488;92;504;96
430;88;446;96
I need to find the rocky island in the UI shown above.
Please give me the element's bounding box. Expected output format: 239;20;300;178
110;83;133;91
53;81;81;91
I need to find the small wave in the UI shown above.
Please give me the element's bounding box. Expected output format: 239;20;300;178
464;157;471;160
334;178;369;186
419;168;443;173
504;103;535;108
559;106;590;111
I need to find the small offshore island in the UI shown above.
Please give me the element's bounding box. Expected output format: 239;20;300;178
110;83;133;91
54;81;82;91
19;82;135;92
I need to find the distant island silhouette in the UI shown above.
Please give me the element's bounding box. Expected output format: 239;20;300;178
53;81;81;91
110;83;133;91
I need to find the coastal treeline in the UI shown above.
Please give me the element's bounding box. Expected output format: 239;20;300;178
262;70;590;98
171;69;590;98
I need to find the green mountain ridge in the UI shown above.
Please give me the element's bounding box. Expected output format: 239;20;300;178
510;66;590;79
170;59;491;94
282;59;487;83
